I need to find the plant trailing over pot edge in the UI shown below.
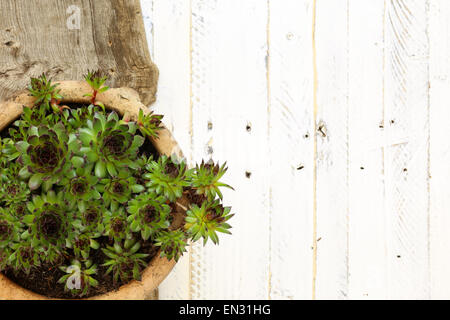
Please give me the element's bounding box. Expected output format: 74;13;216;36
0;73;234;299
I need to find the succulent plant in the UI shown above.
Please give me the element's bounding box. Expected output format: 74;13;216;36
183;186;208;207
190;160;233;200
99;168;144;206
136;109;164;139
28;74;63;112
8;202;29;220
0;210;21;248
8;241;41;275
155;230;188;262
59;165;101;211
69;233;100;260
73;201;106;235
103;204;130;242
0;137;7;165
0;136;18;164
127;192;171;240
78;112;145;178
0;247;11;272
83;70;109;109
144;155;191;201
0;138;20;164
0;171;30;205
131;154;153;186
102;239;148;284
66;104;98;132
23;191;74;263
59;259;98;297
16;123;79;191
185;199;234;245
0;74;235;298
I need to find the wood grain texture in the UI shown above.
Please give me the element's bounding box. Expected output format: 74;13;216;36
144;0;447;300
314;0;350;299
384;0;430;299
347;0;387;299
0;0;158;105
267;0;314;300
188;0;270;299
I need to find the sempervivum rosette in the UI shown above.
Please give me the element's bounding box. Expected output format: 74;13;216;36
8;241;41;275
16;123;79;191
127;192;171;241
0;209;21;248
58;164;101;212
73;201;106;236
0;179;30;205
23;191;74;263
77;112;144;178
0;163;30;205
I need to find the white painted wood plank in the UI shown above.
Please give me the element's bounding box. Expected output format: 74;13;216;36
429;0;450;299
314;0;350;299
143;0;440;300
384;0;430;299
189;0;270;299
347;0;387;299
141;0;193;300
267;0;314;300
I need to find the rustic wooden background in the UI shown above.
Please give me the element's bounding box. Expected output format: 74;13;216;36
1;0;448;300
0;0;158;105
142;0;450;300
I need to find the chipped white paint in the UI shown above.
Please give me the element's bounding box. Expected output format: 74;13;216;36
142;0;450;299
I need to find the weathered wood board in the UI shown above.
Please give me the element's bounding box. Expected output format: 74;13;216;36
0;0;158;105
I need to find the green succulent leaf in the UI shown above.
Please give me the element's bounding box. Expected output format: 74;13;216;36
144;155;190;202
184;199;234;246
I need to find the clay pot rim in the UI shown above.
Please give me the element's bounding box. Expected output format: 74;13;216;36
0;81;181;300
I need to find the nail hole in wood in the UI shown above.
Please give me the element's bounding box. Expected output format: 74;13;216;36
4;41;13;47
246;123;251;132
360;166;364;170
245;171;252;179
390;119;395;124
403;168;407;172
304;133;309;139
397;255;401;258
297;165;304;170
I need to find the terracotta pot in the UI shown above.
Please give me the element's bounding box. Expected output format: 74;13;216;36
0;81;183;300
